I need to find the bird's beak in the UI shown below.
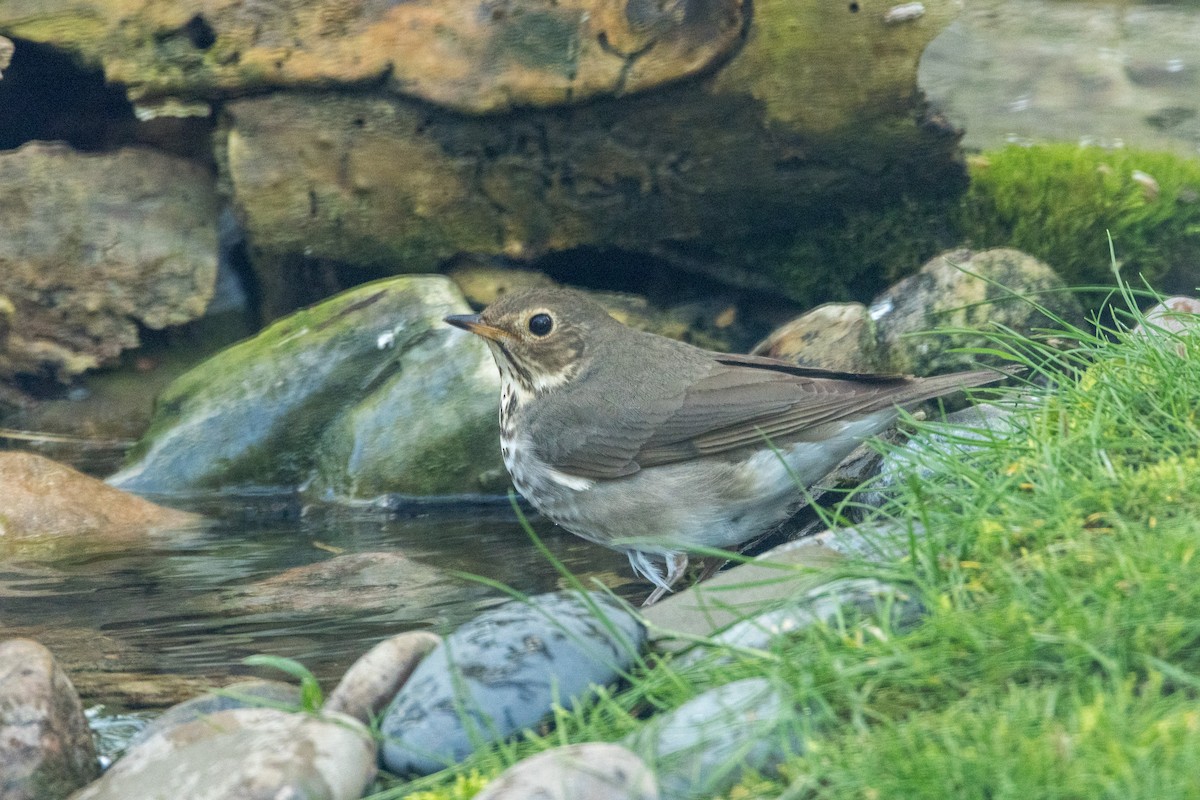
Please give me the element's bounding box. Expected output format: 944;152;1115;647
444;313;511;342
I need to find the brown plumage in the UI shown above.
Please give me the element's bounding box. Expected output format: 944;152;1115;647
447;287;1004;604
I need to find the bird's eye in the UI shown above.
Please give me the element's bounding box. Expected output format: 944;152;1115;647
528;313;553;337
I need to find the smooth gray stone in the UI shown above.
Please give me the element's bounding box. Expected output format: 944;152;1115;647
69;708;376;800
623;678;800;800
474;743;658;800
698;578;924;660
380;591;645;775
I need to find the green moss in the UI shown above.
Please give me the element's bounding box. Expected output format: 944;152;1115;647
752;143;1200;308
959;144;1200;293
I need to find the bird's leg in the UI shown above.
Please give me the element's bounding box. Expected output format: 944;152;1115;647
641;552;688;607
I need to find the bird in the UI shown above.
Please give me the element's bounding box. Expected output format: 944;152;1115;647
446;287;1005;605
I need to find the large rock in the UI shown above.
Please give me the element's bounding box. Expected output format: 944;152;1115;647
0;142;218;381
0;452;198;540
0;0;744;113
380;591;645;775
109;275;503;496
0;638;99;800
68;708;376;800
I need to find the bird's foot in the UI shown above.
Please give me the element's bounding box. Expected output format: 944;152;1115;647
639;552;688;607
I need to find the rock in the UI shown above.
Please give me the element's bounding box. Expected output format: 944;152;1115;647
700;578;924;656
1;0;743;113
623;678;798;800
868;247;1082;375
326;632;441;725
223;553;448;614
859;401;1023;509
1133;296;1200;356
210;0;966;314
0;639;99;800
110;275;503;496
126;680;301;749
642;540;845;649
380;591;645;775
751;302;879;372
0;452;199;540
68;708;376;800
0;142;218;381
475;743;658;800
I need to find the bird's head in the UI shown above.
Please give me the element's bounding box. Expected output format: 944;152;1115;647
445;288;615;397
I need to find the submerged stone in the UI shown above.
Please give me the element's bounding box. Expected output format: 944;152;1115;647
379;591;645;775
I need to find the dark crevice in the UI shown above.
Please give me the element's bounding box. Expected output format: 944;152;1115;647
0;38;215;161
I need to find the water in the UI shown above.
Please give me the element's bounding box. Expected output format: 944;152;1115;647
921;0;1200;156
0;488;637;710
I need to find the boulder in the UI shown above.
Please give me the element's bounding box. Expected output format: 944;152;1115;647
0;142;218;381
0;0;744;113
109;275;503;497
0;638;99;800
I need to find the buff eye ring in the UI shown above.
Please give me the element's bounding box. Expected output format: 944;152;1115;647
528;313;553;337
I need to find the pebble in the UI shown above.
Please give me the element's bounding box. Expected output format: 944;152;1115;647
474;742;658;800
380;591;645;775
623;678;799;800
325;630;441;724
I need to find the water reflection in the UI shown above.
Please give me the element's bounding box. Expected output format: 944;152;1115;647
0;492;637;707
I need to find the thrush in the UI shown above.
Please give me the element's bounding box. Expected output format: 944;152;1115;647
446;287;1004;605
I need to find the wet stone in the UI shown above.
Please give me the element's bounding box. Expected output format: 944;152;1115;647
126;679;301;749
474;742;659;800
379;591;645;775
622;678;801;800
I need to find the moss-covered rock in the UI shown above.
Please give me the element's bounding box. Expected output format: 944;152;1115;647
870;247;1082;375
109;275;502;497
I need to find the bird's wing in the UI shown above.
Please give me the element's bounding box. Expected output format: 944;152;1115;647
533;354;1000;479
